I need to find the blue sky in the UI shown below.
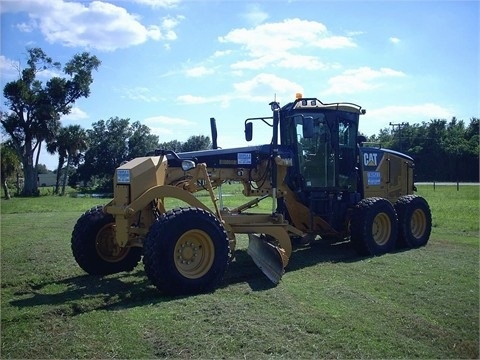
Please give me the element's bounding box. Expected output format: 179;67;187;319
1;0;478;170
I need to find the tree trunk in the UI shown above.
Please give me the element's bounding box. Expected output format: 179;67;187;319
22;163;38;196
22;147;39;196
55;156;65;195
55;171;61;195
16;172;21;196
61;154;71;196
19;135;39;196
3;180;11;200
35;140;42;168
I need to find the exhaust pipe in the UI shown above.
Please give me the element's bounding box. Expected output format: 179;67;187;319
210;117;218;150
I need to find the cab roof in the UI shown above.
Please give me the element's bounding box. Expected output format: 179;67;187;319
289;97;365;115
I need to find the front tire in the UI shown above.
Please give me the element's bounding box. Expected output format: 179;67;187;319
351;197;398;256
71;206;142;275
395;195;432;248
143;207;231;295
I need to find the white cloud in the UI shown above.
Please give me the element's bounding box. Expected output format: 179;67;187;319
185;66;214;78
38;68;63;80
242;4;269;26
347;31;364;36
0;55;61;83
144;115;194;126
1;0;183;51
148;126;174;137
322;67;406;95
176;74;302;107
143;115;195;137
61;107;89;121
389;37;401;44
0;0;44;13
369;103;453;121
277;54;329;70
143;115;193;126
218;18;356;71
122;87;164;102
361;103;454;135
233;73;303;100
213;50;232;58
230;52;329;71
161;15;184;41
0;55;20;79
131;0;181;8
16;19;37;32
314;36;357;49
177;94;213;105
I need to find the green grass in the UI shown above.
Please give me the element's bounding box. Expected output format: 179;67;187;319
416;184;479;242
1;185;478;359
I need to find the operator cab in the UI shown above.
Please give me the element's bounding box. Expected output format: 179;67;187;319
243;95;366;232
279;96;365;231
280;97;364;192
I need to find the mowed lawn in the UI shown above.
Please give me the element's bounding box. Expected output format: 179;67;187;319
1;185;478;359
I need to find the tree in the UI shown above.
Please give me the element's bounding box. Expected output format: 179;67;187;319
0;142;21;199
369;128;393;147
76;119;213;191
181;135;211;152
128;121;159;158
465;118;480;181
77;130;212;190
78;117;132;191
47;125;88;195
46;130;67;194
1;48;100;196
36;164;49;174
158;139;182;152
368;117;479;182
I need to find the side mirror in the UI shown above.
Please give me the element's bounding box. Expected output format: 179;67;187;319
245;122;253;141
303;117;313;138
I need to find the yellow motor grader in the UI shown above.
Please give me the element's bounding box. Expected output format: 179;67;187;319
72;94;432;295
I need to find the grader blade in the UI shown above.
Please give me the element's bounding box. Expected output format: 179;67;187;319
247;234;288;284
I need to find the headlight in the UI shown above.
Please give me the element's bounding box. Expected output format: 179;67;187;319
181;160;196;171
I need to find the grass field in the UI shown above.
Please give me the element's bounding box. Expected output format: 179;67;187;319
1;185;478;359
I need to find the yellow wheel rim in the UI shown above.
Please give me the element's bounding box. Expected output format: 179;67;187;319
410;209;427;239
95;223;129;262
174;229;215;279
372;212;391;246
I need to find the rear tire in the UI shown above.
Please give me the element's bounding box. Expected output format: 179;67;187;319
395;195;432;248
351;197;398;256
71;206;142;275
143;207;230;295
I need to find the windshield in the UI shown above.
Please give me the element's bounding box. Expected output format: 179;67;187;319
285;112;358;189
296;114;336;187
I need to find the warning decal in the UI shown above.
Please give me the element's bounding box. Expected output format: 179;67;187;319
367;171;381;185
237;153;252;165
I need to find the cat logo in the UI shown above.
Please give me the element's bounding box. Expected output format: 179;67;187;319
363;152;378;167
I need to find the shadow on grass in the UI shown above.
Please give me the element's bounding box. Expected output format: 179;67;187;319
10;269;170;314
223;239;361;290
10;239;363;313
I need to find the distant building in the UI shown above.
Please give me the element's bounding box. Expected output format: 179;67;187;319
38;173;57;187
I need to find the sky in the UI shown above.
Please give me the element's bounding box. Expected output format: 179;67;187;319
1;0;479;170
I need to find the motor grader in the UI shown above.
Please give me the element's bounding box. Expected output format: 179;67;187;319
72;94;432;295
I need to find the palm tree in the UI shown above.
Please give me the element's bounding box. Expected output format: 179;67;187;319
47;125;88;195
46;131;67;195
1;143;21;199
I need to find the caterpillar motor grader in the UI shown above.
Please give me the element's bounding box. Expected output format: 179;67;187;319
72;94;432;295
